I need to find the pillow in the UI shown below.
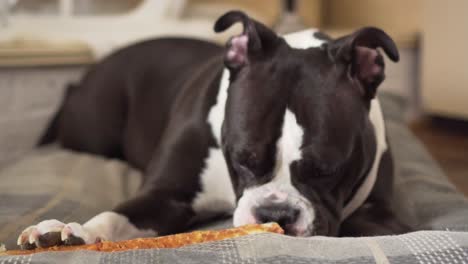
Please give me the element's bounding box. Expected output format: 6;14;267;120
380;93;468;231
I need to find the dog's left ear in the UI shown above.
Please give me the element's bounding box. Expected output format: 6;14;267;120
328;27;399;99
214;10;279;71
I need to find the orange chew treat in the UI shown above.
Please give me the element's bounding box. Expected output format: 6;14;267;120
4;223;283;255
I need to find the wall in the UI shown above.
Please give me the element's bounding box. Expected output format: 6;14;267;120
421;0;468;120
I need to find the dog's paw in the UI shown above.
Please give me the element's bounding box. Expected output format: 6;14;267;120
17;220;100;249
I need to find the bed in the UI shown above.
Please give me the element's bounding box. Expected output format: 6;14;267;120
0;92;467;263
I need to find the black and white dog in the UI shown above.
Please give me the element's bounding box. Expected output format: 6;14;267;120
18;11;409;249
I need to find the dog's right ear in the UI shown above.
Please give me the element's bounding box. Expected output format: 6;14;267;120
214;11;279;70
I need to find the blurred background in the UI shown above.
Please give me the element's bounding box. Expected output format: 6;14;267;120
0;0;466;193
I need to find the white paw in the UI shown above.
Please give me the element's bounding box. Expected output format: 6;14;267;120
17;220;100;250
17;212;157;250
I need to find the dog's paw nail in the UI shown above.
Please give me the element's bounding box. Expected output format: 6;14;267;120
61;222;97;245
17;226;37;250
61;224;86;246
28;228;41;244
60;225;74;240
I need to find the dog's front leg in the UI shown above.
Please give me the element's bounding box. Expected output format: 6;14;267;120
18;114;213;249
18;128;207;249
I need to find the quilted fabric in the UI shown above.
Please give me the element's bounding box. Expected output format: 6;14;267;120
1;92;467;263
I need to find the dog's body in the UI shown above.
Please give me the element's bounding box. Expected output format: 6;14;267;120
18;11;409;249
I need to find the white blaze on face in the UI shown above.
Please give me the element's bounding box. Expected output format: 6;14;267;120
274;109;304;185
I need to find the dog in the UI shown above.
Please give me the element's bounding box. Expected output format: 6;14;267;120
17;10;409;249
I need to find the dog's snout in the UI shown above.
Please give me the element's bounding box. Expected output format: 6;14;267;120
255;205;300;229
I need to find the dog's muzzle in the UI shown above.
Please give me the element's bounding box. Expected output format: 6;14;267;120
233;183;316;236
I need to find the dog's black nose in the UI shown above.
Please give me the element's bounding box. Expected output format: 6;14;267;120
255;205;300;228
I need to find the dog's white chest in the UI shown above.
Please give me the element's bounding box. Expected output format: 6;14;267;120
192;147;235;214
192;70;236;215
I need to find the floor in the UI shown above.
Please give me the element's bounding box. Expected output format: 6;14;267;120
409;117;468;196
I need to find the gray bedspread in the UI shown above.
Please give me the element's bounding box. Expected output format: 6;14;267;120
1;92;467;263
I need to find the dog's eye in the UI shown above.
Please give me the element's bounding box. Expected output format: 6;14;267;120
291;160;340;184
237;164;254;178
235;151;258;169
315;163;340;176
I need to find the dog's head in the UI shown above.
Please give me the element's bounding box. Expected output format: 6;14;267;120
215;11;398;236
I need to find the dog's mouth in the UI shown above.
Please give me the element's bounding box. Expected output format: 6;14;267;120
234;209;312;236
253;205;301;235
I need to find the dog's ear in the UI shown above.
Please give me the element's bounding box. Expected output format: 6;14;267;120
214;10;279;70
328;27;399;99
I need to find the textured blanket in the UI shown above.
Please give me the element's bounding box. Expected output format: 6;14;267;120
1;93;467;263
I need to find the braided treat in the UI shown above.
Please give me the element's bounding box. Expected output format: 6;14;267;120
3;223;283;255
